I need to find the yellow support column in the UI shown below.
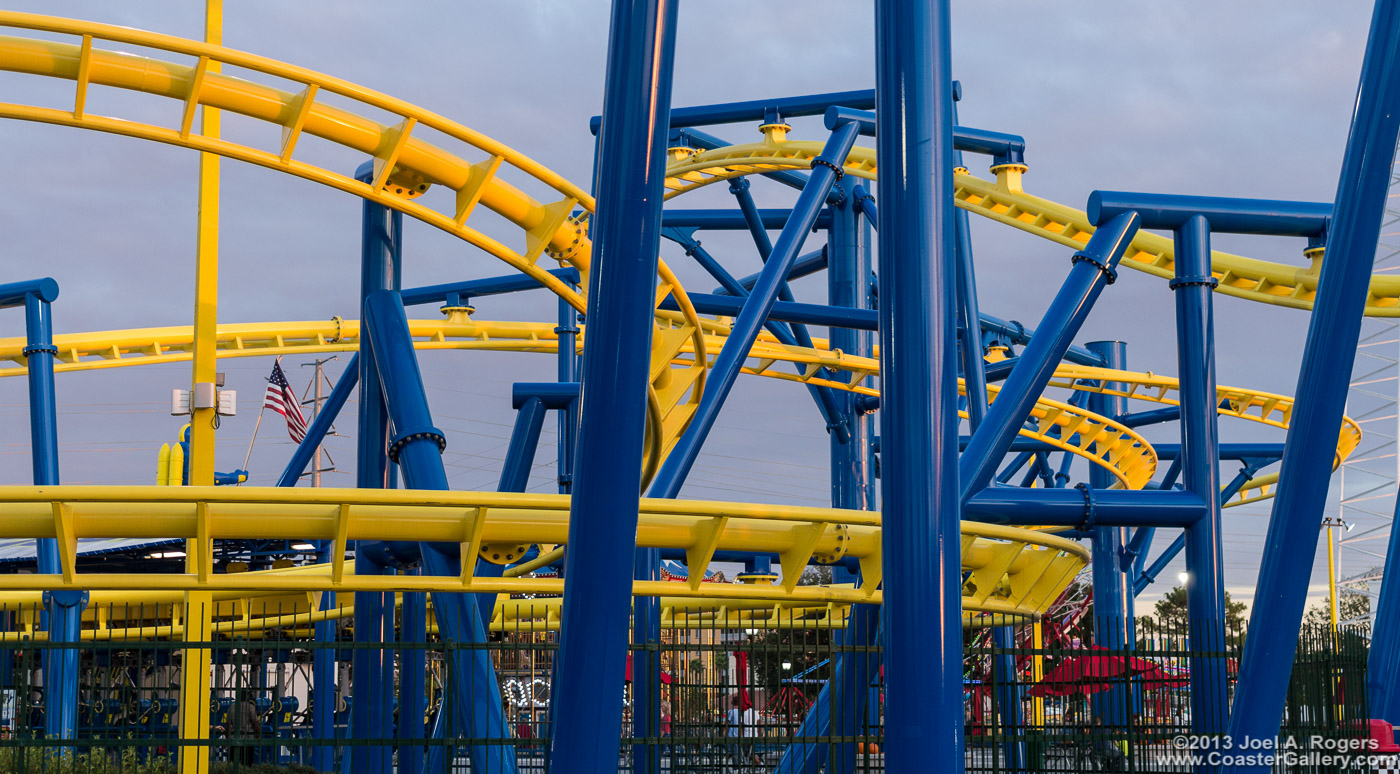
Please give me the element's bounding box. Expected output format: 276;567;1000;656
188;0;222;488
179;589;214;774
1031;621;1045;727
181;5;220;771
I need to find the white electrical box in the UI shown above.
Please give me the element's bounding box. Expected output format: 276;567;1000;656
171;388;191;416
217;389;237;417
193;382;217;410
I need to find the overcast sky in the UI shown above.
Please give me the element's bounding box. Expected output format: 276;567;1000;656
0;1;1392;615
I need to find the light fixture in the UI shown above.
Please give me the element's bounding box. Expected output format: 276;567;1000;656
292;543;316;551
1177;571;1190;584
147;551;187;559
781;661;792;671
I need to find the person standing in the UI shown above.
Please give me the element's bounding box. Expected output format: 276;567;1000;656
724;695;761;767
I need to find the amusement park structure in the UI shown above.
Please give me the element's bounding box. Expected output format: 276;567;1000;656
2;1;1400;773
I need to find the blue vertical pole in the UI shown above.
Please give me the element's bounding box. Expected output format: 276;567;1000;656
991;626;1025;772
829;187;879;513
311;548;337;772
363;290;516;774
1370;493;1400;727
17;281;82;743
475;396;549;624
1087;341;1134;729
549;0;678;770
1172;217;1228;753
874;0;962;768
400;573;427;774
951;100;989;430
1228;5;1400;758
352;169;401;773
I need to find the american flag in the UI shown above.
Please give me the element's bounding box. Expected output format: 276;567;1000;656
263;360;308;443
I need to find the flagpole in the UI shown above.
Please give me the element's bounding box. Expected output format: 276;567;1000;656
241;356;278;478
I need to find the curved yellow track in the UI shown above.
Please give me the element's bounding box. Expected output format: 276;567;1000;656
0;486;1089;627
664;137;1400;316
0;12;708;484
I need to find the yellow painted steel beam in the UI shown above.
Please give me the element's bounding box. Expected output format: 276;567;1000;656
0;486;1089;621
663;137;1400;316
180;10;220;770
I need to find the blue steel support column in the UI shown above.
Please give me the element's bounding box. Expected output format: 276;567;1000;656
363;290;516;774
549;0;678;770
829;187;879;513
648;117;864;499
991;626;1025;772
1171;216;1228;752
1087;341;1134;730
951;100;989;430
874;0;961;767
400;572;427;774
1371;493;1400;726
958;213;1139;499
352;173;401;773
9;279;82;742
1229;5;1400;754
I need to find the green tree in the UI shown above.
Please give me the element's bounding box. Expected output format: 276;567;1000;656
1302;590;1370;628
1138;585;1248;632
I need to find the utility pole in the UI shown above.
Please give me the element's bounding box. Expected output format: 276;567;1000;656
301;356;339;487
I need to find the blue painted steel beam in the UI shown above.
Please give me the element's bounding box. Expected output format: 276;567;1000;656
351;168;401;773
992;626;1026;771
398;268;579;308
647;118;863;499
729;176;822;355
10;280;83;742
1226;5;1400;748
874;0;962;766
768;187;881;774
1171;215;1229;746
399;578;427;774
965;487;1206;528
661;209;830;230
592;88;878;133
1089;192;1329;237
1370;487;1400;725
958;213;1138;499
550;0;678;769
852;184;878;231
276;355;359;487
1088;341;1134;729
714;247;828;295
827;106;1026;168
1117;406;1181;428
363;290;516;774
0;278;59;308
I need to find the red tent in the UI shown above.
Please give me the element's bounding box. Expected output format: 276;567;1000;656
624;653;674;684
1030;647;1162;697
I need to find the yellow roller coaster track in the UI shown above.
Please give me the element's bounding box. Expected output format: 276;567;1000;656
0;588;860;641
0;315;1355;501
0;318;1158;489
0;12;710;484
0;486;1089;626
663;137;1400;316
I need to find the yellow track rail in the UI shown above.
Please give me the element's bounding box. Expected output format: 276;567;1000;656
664;138;1400;317
0;318;1158;489
0;487;1088;624
0;13;708;483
